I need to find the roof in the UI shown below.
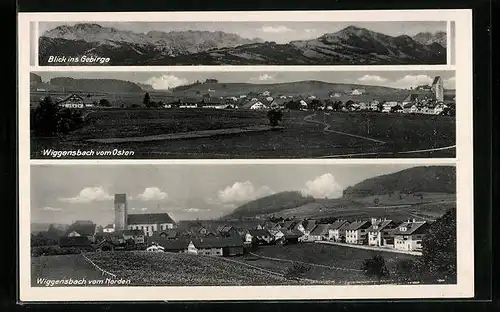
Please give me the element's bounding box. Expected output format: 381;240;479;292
57;93;85;103
310;224;330;236
127;213;175;225
345;221;370;231
367;220;395;232
103;224;114;229
154;238;190;250
59;236;92;247
122;229;144;236
390;221;428;235
248;229;272;237
330;220;349;230
65;220;96;237
283;229;303;239
282;220;297;230
154;230;179;239
432;76;441;85
304;220;317;232
191;236;244;249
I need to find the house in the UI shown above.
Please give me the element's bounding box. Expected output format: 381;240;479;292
391;220;429;251
308;224;331;241
345;221;371;245
299;100;308;110
65;220;97;242
328;220;350;241
58;236;93;250
403;103;418;114
281;220;298;231
240;94;247;98
218;225;239;237
154;229;180;240
122;229;146;244
330;92;341;98
370;101;380;111
243;100;267;110
56;93;88;108
127;213;176;237
277;230;303;245
266;96;274;102
103;224;115;233
187;236;245;257
359;102;368;110
431;76;444;102
367;219;397;247
262;91;271;96
154;238;190;253
391;104;404;113
248;229;274;245
351;89;364;95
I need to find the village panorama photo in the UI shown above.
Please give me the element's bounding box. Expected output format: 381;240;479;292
29;164;457;288
37;21;448;66
30;70;456;159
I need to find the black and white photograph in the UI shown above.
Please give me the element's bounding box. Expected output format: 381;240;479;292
30;164;457;287
30;70;456;159
38;21;448;66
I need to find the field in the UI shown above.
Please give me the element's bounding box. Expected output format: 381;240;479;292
244;243;417;282
31;243;420;287
31;108;455;159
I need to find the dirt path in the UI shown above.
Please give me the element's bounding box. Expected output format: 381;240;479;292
304;114;387;144
248;252;364;272
315;241;423;256
87;125;284;144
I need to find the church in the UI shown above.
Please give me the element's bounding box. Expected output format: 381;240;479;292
114;193;176;237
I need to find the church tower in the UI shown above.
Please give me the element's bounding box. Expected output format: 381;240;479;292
114;194;128;231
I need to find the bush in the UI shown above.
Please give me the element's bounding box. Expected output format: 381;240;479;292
362;255;389;280
32;97;85;136
284;262;311;280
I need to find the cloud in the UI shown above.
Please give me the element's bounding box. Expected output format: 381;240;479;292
144;75;188;90
251;74;274;81
358;74;388;83
43;206;62;212
390;74;434;89
217;181;275;203
260;25;292;33
443;77;455;89
304;29;317;33
136;187;168;201
58;187;113;204
301;174;343;199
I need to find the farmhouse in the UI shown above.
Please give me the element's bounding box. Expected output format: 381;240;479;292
65;220;97;242
248;229;274;245
328;220;350;241
243;100;267;110
103;224;115;233
391;220;429;251
154;229;180;240
187;236;245;257
122;229;146;244
154;238;190;253
56;93;94;108
308;224;331;241
345;221;371;245
370;101;380;111
367;219;397;247
262;91;271;96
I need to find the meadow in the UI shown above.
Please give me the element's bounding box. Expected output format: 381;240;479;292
31;108;456;159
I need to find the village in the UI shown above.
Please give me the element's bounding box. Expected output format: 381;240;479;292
33;193;432;258
39;76;455;116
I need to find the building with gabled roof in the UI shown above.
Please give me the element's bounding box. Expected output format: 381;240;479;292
345;220;371;245
328;220;350;241
367;219;397;247
65;220;97;242
308;224;331;241
391;220;429;251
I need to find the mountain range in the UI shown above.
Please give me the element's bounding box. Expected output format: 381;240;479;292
224;166;456;219
39;23;447;65
412;31;447;47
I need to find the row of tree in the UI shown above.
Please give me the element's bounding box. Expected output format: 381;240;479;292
31;97;85;137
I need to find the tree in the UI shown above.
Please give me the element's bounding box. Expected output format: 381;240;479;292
143;92;151;106
32;96;60;136
99;99;111;107
267;109;283;127
362;255;389;281
419;208;457;283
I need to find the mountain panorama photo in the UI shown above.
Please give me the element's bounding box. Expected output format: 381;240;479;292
38;22;447;65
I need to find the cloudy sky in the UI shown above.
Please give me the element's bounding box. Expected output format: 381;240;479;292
33;70;456;91
39;21;446;44
31;164;423;225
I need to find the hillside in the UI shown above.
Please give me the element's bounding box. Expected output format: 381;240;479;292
31;76;145;93
412;31;447;47
39;24;446;65
225;166;456;220
342;166;456;198
224;191;316;219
